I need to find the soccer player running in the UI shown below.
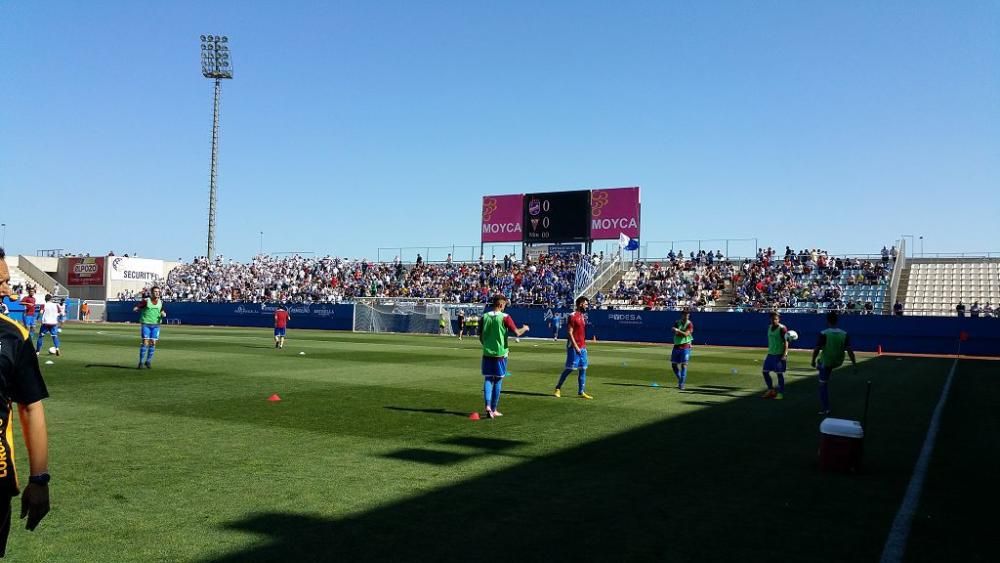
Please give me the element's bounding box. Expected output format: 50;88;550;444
811;312;857;415
20;287;37;337
553;296;593;399
670;309;694;390
762;312;788;399
479;295;529;419
274;305;291;349
133;286;166;369
35;294;65;356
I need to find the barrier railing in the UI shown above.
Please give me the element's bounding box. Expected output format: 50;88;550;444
575;251;624;300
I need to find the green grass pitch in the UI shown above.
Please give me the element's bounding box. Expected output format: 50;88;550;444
7;323;995;562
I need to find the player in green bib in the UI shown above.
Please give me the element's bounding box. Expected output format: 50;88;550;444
762;312;789;399
810;312;857;415
133;286;167;369
479;295;529;419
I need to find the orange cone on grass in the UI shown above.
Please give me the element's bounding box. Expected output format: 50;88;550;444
267;394;282;402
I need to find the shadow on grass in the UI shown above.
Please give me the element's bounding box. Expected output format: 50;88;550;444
204;356;950;562
500;390;553;397
84;363;140;370
603;382;664;388
383;406;468;417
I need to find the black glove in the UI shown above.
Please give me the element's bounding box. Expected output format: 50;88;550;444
20;482;50;531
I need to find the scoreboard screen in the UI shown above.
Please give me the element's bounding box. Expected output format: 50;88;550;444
522;190;591;242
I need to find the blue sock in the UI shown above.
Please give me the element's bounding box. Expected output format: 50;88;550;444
679;365;687;388
146;346;155;364
35;334;44;353
52;334;60;349
671;364;680;380
490;377;503;410
556;369;572;389
483;378;494;409
139;345;147;364
763;372;773;389
819;382;830;411
777;373;785;393
577;368;587;395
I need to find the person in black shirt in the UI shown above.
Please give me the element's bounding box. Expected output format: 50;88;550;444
0;251;51;557
893;301;904;316
956;301;966;317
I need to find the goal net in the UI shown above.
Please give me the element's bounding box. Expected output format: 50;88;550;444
82;300;106;322
353;298;452;335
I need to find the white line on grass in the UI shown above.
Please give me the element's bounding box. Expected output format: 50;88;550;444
879;358;958;563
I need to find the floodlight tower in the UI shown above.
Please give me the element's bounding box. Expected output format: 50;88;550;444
200;35;233;261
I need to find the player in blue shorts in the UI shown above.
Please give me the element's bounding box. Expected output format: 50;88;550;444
554;296;593;399
670;310;694;389
134;287;166;369
479;295;530;419
762;312;788;399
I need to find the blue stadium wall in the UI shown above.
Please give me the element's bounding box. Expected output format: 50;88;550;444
106;302;354;331
105;302;999;357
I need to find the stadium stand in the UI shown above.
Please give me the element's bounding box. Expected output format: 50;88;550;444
898;259;1000;316
152;253;590;307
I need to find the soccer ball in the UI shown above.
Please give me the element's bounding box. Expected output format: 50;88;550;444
48;346;58;355
786;330;799;342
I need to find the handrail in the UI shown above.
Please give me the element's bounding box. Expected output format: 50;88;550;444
16;255;67;296
888;239;906;311
575;251;624;299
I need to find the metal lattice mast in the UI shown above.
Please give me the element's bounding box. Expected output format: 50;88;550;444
200;35;233;261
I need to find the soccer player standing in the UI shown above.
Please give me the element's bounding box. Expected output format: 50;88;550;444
811;312;857;415
762;312;788;399
456;309;465;340
133;286;166;369
35;295;64;356
0;260;52;557
19;287;36;337
670;310;694;389
479;295;529;419
274;306;291;349
553;296;593;399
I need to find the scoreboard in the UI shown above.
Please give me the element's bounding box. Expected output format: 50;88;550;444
522;190;591;242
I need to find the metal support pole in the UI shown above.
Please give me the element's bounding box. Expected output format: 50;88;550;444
206;78;222;260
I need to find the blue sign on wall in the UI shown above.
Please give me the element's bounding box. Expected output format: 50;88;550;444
107;301;354;331
104;301;1000;358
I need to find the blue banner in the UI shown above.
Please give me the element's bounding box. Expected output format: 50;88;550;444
103;301;1000;357
106;301;354;331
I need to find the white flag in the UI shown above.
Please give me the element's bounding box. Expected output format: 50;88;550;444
618;232;630;248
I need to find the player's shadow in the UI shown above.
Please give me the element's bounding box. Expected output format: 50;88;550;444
603;382;662;388
84;363;142;370
203;355;943;563
383;406;468;417
500;390;552;397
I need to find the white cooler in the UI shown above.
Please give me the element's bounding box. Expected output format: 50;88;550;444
819;418;864;472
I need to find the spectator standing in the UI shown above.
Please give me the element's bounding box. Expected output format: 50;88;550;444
956;301;966;317
893;301;904;316
970;302;980;318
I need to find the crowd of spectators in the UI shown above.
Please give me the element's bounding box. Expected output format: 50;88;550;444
731;246;894;313
114;245;902;313
606;250;732;310
124;253;596;307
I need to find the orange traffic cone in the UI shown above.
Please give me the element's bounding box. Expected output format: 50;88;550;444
468;412;480;421
267;394;282;402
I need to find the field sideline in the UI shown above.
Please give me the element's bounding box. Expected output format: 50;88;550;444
7;323;993;562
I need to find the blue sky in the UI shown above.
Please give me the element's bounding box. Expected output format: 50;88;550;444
2;1;997;261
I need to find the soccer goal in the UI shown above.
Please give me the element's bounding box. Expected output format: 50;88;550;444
353;298;453;335
82;300;106;322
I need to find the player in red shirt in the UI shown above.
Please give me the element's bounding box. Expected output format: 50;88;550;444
553;296;593;399
274;306;291;349
20;287;37;337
